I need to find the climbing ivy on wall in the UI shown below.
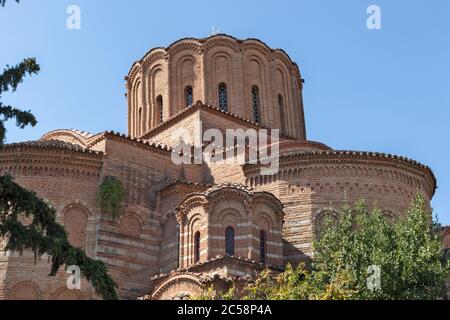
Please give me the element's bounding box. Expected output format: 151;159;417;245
0;175;118;299
97;176;125;220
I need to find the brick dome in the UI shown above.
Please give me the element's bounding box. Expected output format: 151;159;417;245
126;34;306;140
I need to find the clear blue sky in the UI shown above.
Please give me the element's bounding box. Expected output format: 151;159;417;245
1;0;449;224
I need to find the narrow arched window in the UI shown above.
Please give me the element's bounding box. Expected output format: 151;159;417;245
251;86;260;123
218;83;228;112
260;230;267;264
278;94;286;136
194;231;200;263
225;227;235;256
138;108;143;135
156;95;163;124
185;86;193;107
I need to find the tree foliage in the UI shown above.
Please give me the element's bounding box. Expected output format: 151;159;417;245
309;194;448;299
195;194;449;300
0;57;39;147
1;0;19;7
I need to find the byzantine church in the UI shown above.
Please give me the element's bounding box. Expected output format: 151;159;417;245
0;35;437;300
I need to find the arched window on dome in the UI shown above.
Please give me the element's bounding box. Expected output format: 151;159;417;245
138;108;142;135
278;94;287;136
251;86;261;123
218;83;228;112
156;95;163;124
259;230;267;264
225;227;235;256
194;231;200;263
185;86;193;107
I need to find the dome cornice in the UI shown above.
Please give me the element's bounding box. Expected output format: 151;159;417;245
126;34;302;88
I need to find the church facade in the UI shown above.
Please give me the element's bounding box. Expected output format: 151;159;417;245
0;35;440;300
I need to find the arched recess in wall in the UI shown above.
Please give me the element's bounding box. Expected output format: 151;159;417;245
133;80;143;137
275;66;293;137
246;54;266;124
118;212;142;238
187;213;203;265
177;57;195;109
381;210;396;224
256;212;273;264
315;210;339;240
63;205;89;249
150;66;165;128
156;95;163;124
162;213;179;269
212;52;232;108
10;281;41;300
54;287;83;300
216;207;243;258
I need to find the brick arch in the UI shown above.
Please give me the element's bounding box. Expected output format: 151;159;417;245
381;210;397;223
275;65;294;136
208;190;251;221
180;206;206;267
53;287;83;300
315;210;339;239
207;50;234;107
160;212;179;273
10;281;41;300
147;64;167;129
252;196;284;224
151;274;204;300
172;54;198;113
188;214;203;262
221;210;239;228
62;204;89;249
118;212;142;238
257;213;273;233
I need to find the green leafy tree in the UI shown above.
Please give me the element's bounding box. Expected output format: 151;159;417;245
311;194;448;299
0;1;118;299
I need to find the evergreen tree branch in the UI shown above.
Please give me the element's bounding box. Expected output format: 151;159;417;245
0;103;37;147
1;0;20;7
0;57;40;95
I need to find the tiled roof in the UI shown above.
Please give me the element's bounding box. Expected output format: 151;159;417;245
87;130;172;153
3;139;103;155
202;182;253;195
278;149;437;194
280;149;433;171
150;255;283;281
